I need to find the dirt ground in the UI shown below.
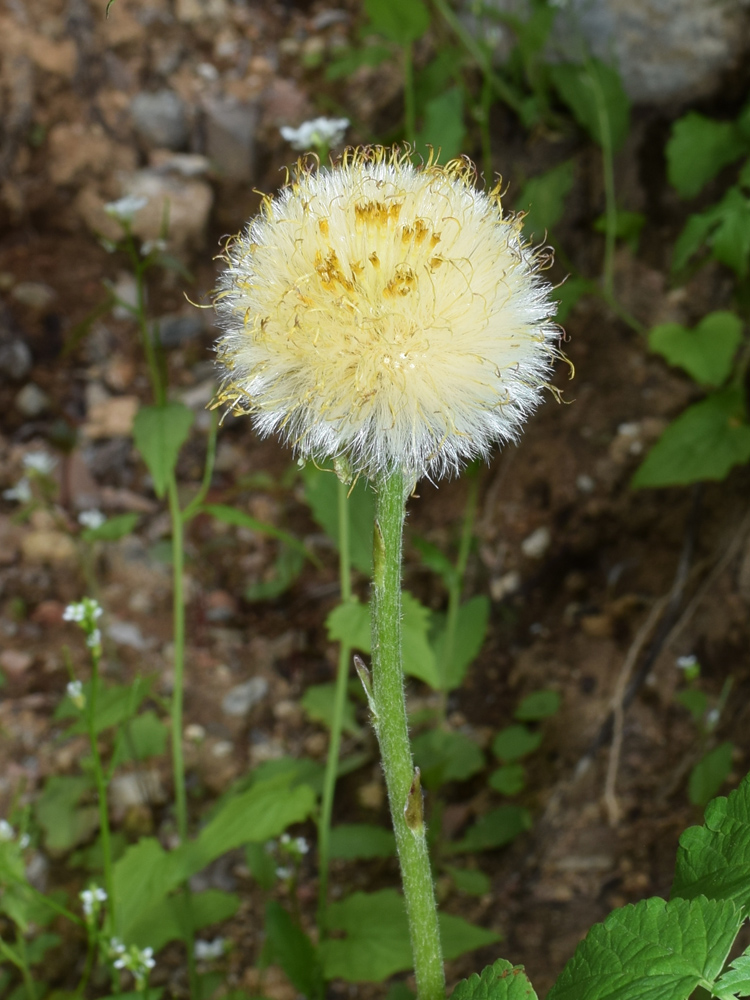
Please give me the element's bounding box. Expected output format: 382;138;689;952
2;1;750;997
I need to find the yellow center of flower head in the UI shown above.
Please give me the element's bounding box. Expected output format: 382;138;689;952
213;146;561;482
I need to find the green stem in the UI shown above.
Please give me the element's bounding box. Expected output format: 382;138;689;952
589;67;617;298
167;476;199;999
479;76;493;183
404;42;416;145
87;647;115;931
182;411;219;524
317;478;353;934
437;471;479;720
371;469;445;1000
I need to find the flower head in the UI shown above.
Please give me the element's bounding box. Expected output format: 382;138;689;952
78;509;107;530
213;147;560;482
280;117;350;152
23;452;57;476
80;885;107;918
105;195;148;224
66;680;86;709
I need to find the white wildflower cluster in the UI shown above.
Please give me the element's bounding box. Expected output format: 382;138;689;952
3;478;32;503
195;937;227;961
2;451;58;504
0;819;15;841
78;509;107;530
23;452;57;476
66;679;86;710
273;832;309;879
64;599;104;652
111;940;156;988
80;886;107;919
676;654;698;671
105;195;148;225
280;116;350;152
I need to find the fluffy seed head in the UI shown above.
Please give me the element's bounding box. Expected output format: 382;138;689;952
213;147;561;482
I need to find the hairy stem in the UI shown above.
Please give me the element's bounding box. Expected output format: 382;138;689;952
371;469;445;1000
87;646;115;930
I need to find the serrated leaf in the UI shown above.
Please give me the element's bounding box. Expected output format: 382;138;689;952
689;743;734;808
435;595;490;692
648;312;743;387
365;0;429;44
632;388;750;488
709;186;750;276
301;682;360;736
111;709;168;766
412;729;485;789
517;160;575;239
320;889;498;982
492;724;543;762
672;773;750;908
329;824;395;860
132;402;194;499
712;949;750;999
301;464;374;574
265;900;323;999
547;896;742;1000
35;776;98;854
451;959;539;1000
449;805;531;854
416;87;465;162
550;59;630;150
667;113;748;198
327;599;371;651
514;690;560;720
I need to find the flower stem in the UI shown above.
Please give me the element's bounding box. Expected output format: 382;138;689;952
317;478;353;933
403;42;416;145
371;469;445;1000
87;646;115;930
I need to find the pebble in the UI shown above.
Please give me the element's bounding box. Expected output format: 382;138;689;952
490;570;521;602
222;677;269;716
0;326;33;381
131;89;189;151
109;770;166;817
31;600;66;626
11;282;56;310
521;526;551;560
82;395;139;439
107;620;152;650
202;96;258;181
21;530;77;565
158;313;204;348
123;169;214;255
15;383;51;418
0;649;34;675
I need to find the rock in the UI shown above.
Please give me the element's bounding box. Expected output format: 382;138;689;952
0;649;33;676
203;96;258;181
109;770;166;819
158;313;204;347
29;35;76;78
47;122;137;187
490;570;521;601
521;526;551;559
175;0;227;22
122;169;214;255
15;383;50;418
111;273;139;321
0;327;32;381
20;530;77;565
222;677;269;716
82;395;139;439
131;89;189;151
11;282;56;310
473;0;750;105
107;620;153;651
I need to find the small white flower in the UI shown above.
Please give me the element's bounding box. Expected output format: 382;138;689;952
105;195;148;223
141;946;155;970
0;819;15;841
3;478;32;503
80;886;107;917
677;655;698;671
86;629;102;649
78;509;107;530
66;680;86;709
195;938;226;960
280;833;291;846
706;708;720;729
295;837;309;855
275;866;292;879
109;938;126;956
140;238;168;257
280;116;350;151
19;833;30;849
23;452;57;475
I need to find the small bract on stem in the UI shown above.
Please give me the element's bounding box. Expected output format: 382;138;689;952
213;145;561;997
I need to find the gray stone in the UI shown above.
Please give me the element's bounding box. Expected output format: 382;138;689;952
108;620;153;650
470;0;750;105
222;677;269;716
0;335;32;381
157;313;204;348
15;383;50;418
11;282;56;310
132;89;189;151
203;96;258;181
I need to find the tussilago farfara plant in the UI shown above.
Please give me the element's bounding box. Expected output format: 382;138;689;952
213;146;561;1000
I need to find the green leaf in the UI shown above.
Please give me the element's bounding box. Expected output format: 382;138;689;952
416;87;465;162
412;536;457;589
127;888;240;951
412;729;485;789
245;545;304;602
672;773;750;908
301;683;360;736
265;901;323;999
632;388;750;488
492;724;543;762
58;678;152;736
593;208;645;253
712;949;750;1000
673;211;719;274
675;689;708;724
111;710;168;766
550;59;630;150
415;49;463;114
132;402;194;499
516;160;575;239
81;513;139;543
449;805;531;854
245;842;277;890
689;743;734;808
514;690;560;721
320;890;499;983
35;776;98;854
329;824;396;860
667;112;748;198
554;276;593;323
648;312;743;387
365;0;429;44
708;186;750;276
202;503;313;562
301;465;374;574
488;764;526;796
546;896;742;1000
434;595;490;692
327;599;371;651
25;933;60;966
445;866;491;897
325;43;392;81
451;959;539;1000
